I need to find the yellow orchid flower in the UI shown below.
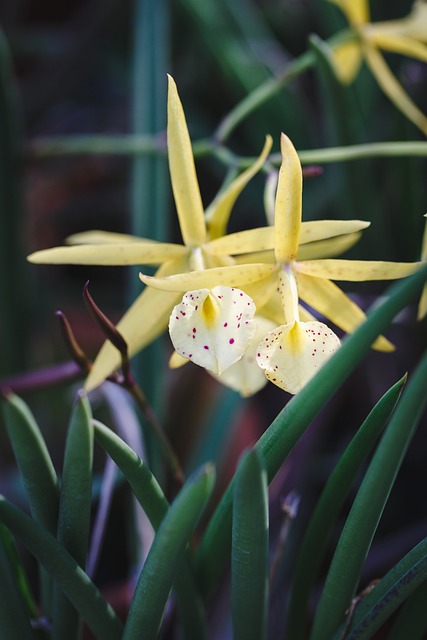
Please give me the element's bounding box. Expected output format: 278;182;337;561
328;0;427;134
144;133;420;394
28;76;273;390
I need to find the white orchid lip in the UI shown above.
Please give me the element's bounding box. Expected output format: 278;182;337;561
169;286;256;375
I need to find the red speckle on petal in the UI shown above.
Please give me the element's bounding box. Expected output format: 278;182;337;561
204;345;209;350
229;338;235;344
224;322;228;327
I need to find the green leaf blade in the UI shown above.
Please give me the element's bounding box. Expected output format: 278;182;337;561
52;392;94;640
123;464;215;640
232;449;269;640
285;375;406;640
311;348;427;640
0;526;35;640
0;497;123;640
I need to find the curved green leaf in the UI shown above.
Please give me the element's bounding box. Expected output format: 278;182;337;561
232;449;269;640
0;526;35;640
311;349;427;640
52;393;94;640
0;497;122;640
388;579;427;640
123;464;215;640
285;375;406;640
93;419;208;640
333;536;427;640
1;392;59;614
196;266;427;599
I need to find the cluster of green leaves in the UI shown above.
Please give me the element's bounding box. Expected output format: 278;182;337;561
0;267;426;640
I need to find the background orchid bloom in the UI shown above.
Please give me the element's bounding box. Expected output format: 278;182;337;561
28;76;273;390
329;0;427;135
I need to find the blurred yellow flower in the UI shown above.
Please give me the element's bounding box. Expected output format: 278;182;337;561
329;0;427;134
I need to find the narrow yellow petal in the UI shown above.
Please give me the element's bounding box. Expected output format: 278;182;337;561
296;232;362;260
296;272;394;351
256;320;340;394
363;44;427;135
328;0;370;26
207;227;275;256
210;316;275;396
169;286;256;375
205;136;273;240
85;257;187;391
28;242;186;266
368;33;427;63
296;259;421;281
167;75;206;246
140;263;277;292
233;250;275;265
330;40;363;84
274;133;302;263
66;230;147;245
210;220;370;258
299;219;370;244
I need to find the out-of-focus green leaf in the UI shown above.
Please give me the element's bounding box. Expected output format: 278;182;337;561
2;392;59;614
122;464;215;640
311;348;427;640
93;419;207;640
0;497;122;640
332;536;427;640
52;393;94;640
285;375;406;640
93;419;169;527
195;266;427;599
232;449;268;640
130;0;169;436
388;579;427;640
0;525;35;640
0;524;37;620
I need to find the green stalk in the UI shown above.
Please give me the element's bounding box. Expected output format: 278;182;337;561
130;0;170;476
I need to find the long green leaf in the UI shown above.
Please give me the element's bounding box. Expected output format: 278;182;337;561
0;525;35;640
0;497;122;640
52;393;94;640
332;536;427;640
232;449;269;640
93;419;169;527
93;419;208;640
195;266;427;598
285;375;406;640
2;392;59;614
311;348;427;640
388;579;427;640
123;464;215;640
0;523;38;620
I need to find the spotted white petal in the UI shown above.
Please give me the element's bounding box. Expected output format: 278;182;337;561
169;286;256;375
210;316;276;396
256;320;340;394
